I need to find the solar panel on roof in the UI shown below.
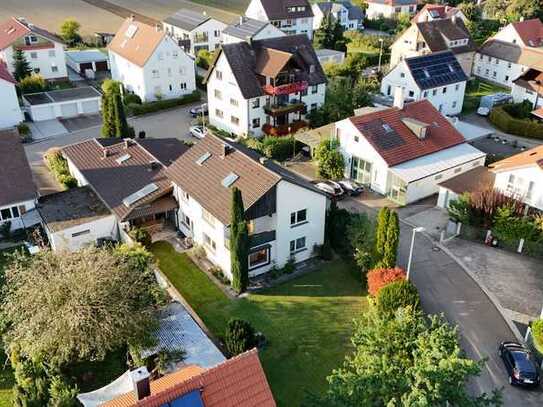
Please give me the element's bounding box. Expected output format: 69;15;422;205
123;183;158;207
407;52;466;90
195;152;211;166
222;172;239;188
169;390;204;407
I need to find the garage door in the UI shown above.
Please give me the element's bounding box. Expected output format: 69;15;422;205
30;105;55;121
60;102;79;118
81;99;100;114
79;62;92;73
95;61;108;71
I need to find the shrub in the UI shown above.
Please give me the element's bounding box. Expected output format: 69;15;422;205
48;376;78;407
316;240;333;260
129;227;152;249
492;205;539;243
376;280;420;316
489;105;543;140
503;100;533;120
44;148;77;189
261;136;297;161
123;93;142;105
0;221;11;239
126;91;201;116
314;139;344;180
195;49;213;69
367;267;406;296
196;74;205;90
533;319;543;354
19;74;47;93
224;318;256;356
17;123;31;136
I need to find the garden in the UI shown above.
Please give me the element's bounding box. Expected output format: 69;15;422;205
489;100;543;140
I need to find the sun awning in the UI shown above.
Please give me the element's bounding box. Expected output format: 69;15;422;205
125;196;178;221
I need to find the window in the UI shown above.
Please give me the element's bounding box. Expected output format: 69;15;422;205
310;103;318;111
230;98;238;106
0;208;11;220
169;84;173;91
492;71;497;78
455;84;460;91
527;181;535;200
180;189;189;201
505;75;509;82
290;209;307;226
400;72;405;78
214;30;221;37
252;118;260;128
231;116;240;125
152;69;159;78
215;70;223;80
507;62;512;69
72;229;90;238
30;35;38;43
354;135;359;142
252;98;260;108
51;65;58;72
202;208;216;226
311;85;318;94
180;82;187;90
423;91;428;97
454;167;462;174
214;89;222;99
452;101;457;108
181;212;191;228
30;52;37;59
432;89;437;96
248;247;270;269
485;69;490;76
158;52;164;60
215;109;224;118
18;205;26;215
507;174;515;193
408;90;414;97
442;87;447;94
203;233;216;252
477;67;481;74
173;51;178;58
290;237;306;253
434;174;443;180
438;104;443;112
48;50;55;57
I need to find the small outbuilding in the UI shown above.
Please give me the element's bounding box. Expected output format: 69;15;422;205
437;166;495;209
66;49;109;75
315;48;345;66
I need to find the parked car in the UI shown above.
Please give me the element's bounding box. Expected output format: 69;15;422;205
190;104;208;118
189;125;207;139
477;93;513;116
338;180;364;196
315;180;344;198
499;341;540;387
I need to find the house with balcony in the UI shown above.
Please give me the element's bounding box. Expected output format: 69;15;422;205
412;4;467;24
0;17;67;80
365;0;417;20
205;34;326;138
312;2;364;31
163;9;227;56
245;0;314;39
167;132;327;280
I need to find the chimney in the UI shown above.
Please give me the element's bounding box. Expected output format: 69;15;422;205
240;16;245;25
393;87;405;110
451;14;456;24
520;16;525;22
259;156;268;165
103;149;110;159
221;144;234;158
131;367;151;401
130;14;135;21
124;139;131;149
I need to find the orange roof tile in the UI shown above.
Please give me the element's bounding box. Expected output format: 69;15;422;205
0;17;30;50
489;145;543;173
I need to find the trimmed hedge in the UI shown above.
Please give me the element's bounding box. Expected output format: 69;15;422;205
44;148;77;189
376;280;420;316
126;91;200;116
489;106;543;140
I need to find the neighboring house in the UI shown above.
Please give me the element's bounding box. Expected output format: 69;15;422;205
65;49;109;76
335;99;486;205
437;165;495;209
489;145;543;211
412;4;467;23
365;0;417;20
492;18;543;48
205;34;327;137
511;69;543;108
0;62;23;128
245;0;314;39
312;2;364;31
221;17;285;44
162;9;227;56
0;129;37;232
108;17;196;102
381;51;468;116
390;17;476;76
316;48;345;65
166;132;327;280
0;17;67;80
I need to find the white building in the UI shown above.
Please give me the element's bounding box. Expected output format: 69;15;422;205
205;34;327;138
222;17;285;45
511;69;543;108
108;17;196;102
0;63;23;128
167;132;327;279
316;48;345;65
412;4;467;24
65;49;109;76
381;51;468;116
365;0;417;20
245;0;314;39
163;9;227;56
312;2;364;31
0;17;67;80
336;99;486;205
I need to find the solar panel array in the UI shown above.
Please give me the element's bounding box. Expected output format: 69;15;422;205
123;183;158;207
406;52;467;90
361;119;406;151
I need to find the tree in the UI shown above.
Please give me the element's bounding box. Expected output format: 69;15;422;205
224;318;256;356
395;12;412;34
376;280;420;316
374;207;390;258
101;80;130;138
483;0;540;22
458;2;482;21
13;49;32;81
129;227;152;249
381;210;399;269
230;187;249;293
1;246;160;365
19;74;47;93
367;267;406;296
60;19;81;46
113;92;129;137
314;138;345;180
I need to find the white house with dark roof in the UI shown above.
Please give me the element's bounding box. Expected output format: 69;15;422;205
312;2;364;31
0;62;23;128
511;69;543;108
163;9;227;56
221;17;285;45
108;17;196;102
205;34;327;138
0;17;67;80
245;0;314;39
365;0;417;20
166;132;327;279
381;51;468;116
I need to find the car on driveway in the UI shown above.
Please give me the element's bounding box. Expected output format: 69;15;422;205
189;125;207;139
190;104;208;118
499;341;540;388
315;180;344;198
338;180;364;196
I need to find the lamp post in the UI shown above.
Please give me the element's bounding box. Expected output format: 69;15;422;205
377;38;384;73
406;227;425;281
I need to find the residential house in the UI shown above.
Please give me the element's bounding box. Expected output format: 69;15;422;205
108;17;196;102
336;99;486;205
0;129;37;232
0;62;23;128
412;4;467;23
472;18;543;88
390;17;476;76
205;34;327;137
312;2;364;31
437;166;495;209
245;0;314;39
511;69;543;108
166;132;328;280
162;9;227;56
365;0;417;20
100;349;275;407
0;17;67;80
381;51;468;116
221;17;285;44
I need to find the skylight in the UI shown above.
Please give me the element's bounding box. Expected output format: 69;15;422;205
222;172;239;188
123;183;158;207
125;24;138;38
448;64;455;73
116;153;131;164
423;69;430;78
382;124;393;133
196;152;212;166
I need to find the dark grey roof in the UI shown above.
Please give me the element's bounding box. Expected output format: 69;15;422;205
316;2;364;21
38;186;111;233
416;18;476;55
405;51;468;90
137;138;191;166
163;9;211;31
24;87;101;105
222;17;269;40
368;0;416;4
65;49;108;64
259;0;314;20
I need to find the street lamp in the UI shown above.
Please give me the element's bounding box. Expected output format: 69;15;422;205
377;38;384;73
406;226;425;281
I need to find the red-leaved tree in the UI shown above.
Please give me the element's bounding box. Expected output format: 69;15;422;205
367;267;406;296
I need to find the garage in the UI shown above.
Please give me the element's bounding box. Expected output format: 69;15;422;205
60;102;78;118
81;100;100;114
31;104;56;122
66;49;109;76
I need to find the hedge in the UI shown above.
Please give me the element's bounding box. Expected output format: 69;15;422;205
376;280;420;316
126;91;200;116
44;148;77;189
489;106;543;140
533;319;543;354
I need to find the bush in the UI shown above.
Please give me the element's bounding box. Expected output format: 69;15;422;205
224;318;256;357
196;74;205;90
503;100;533;119
367;267;406;297
44;148;77;189
48;376;78;407
261;136;297;161
0;221;11;239
126;91;200;116
532;319;543;354
17;123;31;136
376;280;420;316
489;105;543;140
195;49;214;69
19;74;47;93
129;227;152;249
123;93;142;105
314;139;344;180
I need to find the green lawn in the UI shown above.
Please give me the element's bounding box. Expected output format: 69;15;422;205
151;242;367;407
462;79;509;115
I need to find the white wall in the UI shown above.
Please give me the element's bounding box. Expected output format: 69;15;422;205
0;199;36;231
48;214;118;252
245;0;313;39
1;41;67;80
221;24;285;44
494;166;543;211
366;2;416;19
0;79;23;128
164;18;227;56
472;52;526;88
511;83;543;107
493;24;525;47
25;95;101;121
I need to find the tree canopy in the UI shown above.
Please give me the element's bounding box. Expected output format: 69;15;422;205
230;187;249;293
314;139;345;180
101;80;133;138
60;19;81;46
313;13;347;52
13;49;32;81
483;0;541;22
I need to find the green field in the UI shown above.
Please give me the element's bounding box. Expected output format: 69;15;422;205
151;242;367;407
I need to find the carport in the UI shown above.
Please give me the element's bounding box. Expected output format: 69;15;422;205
294;123;334;157
66;49;109;76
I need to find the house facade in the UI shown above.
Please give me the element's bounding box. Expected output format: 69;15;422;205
222;17;286;45
381;51;467;116
167;133;327;280
163;9;227;56
365;0;417;20
0;17;67;80
0;63;23;128
108;18;196;102
205;35;326;137
312;2;364;31
511;69;543;108
245;0;314;39
412;4;466;23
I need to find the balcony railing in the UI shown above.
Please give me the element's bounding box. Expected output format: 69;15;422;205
262;81;308;96
262;120;308;137
264;101;305;117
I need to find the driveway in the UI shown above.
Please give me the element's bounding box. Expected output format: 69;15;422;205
29;119;68;140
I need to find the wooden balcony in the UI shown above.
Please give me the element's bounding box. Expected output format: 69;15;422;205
263;102;305;117
262;120;308;137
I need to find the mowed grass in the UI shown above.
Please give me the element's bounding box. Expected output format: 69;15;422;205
151;241;367;407
462;79;510;115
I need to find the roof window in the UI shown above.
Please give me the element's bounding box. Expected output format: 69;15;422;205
196;152;212;166
382;124;393;133
123;183;158;207
115;153;131;164
222;172;239;188
125;24;138;38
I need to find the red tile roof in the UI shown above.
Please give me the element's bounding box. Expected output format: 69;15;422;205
0;61;16;84
348;100;466;167
412;4;460;22
490;145;543;172
511;18;543;47
0;17;30;50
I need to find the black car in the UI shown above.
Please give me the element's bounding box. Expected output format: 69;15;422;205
499;341;540;387
190;104;208;118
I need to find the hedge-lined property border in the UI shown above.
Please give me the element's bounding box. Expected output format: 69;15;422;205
489;106;543;140
126;91;201;116
43;148;77;189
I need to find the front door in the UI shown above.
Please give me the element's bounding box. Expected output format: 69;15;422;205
351;157;372;185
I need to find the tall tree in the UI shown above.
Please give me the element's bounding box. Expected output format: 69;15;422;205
100;92;114;138
230;187;249;293
374;207;390;258
12;49;32;81
60;18;81;46
313;13;347;51
381;211;399;269
113;92;129;137
101;80;129;138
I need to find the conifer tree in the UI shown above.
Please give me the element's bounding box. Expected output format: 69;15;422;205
375;207;390;258
230;188;249;293
13;49;32;81
382;211;400;269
